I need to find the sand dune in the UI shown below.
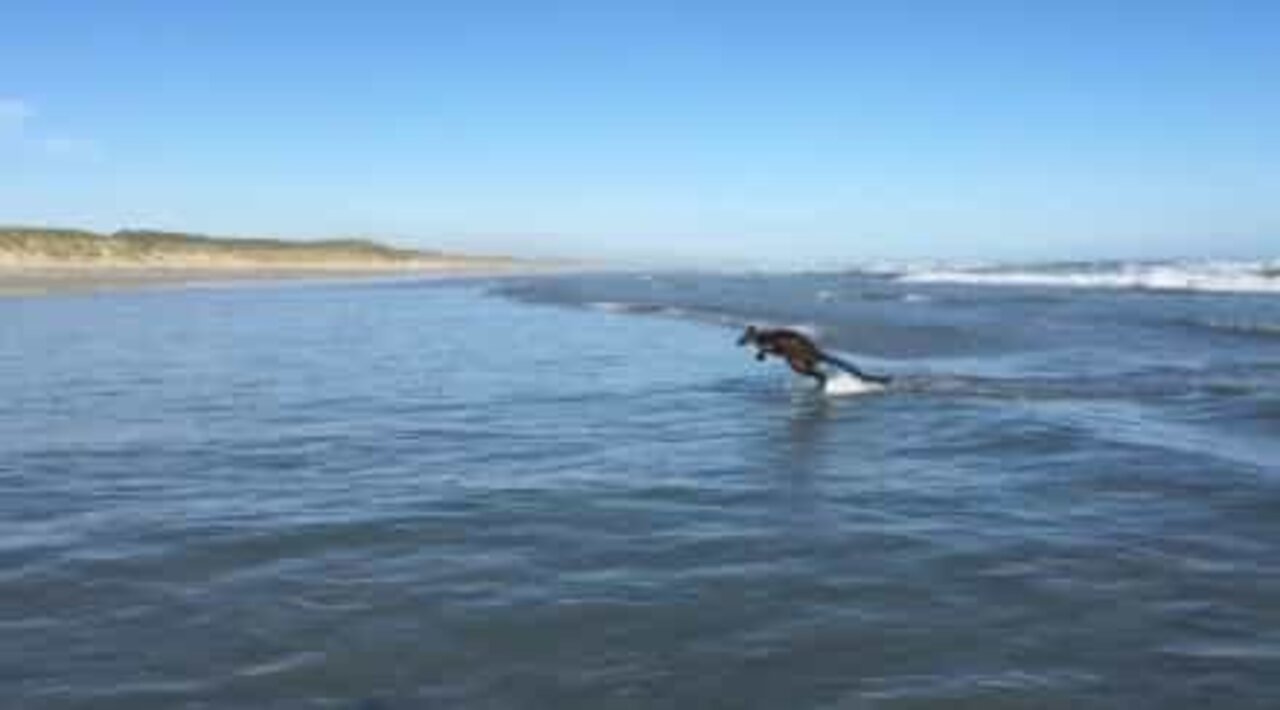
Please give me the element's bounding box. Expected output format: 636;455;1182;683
0;227;534;295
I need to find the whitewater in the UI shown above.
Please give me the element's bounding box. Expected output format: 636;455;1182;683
894;259;1280;293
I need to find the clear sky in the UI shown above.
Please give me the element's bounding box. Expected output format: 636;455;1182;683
3;1;1278;266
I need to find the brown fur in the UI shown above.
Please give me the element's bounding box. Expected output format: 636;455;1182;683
738;325;889;387
737;326;828;385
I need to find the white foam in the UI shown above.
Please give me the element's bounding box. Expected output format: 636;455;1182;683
823;372;887;397
589;301;669;315
897;261;1280;294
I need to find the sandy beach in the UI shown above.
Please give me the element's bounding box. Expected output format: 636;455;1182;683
0;260;531;297
0;227;544;296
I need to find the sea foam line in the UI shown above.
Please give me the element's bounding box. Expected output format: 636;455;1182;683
896;261;1280;294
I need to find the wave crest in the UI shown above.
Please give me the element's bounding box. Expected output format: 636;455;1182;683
896;261;1280;294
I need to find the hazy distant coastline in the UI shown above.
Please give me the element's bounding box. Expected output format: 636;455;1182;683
0;226;532;295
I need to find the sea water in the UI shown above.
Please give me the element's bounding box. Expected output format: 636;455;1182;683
2;266;1278;708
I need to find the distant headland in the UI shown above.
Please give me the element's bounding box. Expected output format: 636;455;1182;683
0;226;538;296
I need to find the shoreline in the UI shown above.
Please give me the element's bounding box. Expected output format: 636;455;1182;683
0;260;546;297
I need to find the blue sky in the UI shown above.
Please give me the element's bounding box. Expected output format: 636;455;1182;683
3;1;1278;266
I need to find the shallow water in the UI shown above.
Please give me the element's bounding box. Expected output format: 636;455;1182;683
2;272;1278;708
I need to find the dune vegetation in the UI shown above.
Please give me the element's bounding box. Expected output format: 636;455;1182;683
0;226;478;267
0;226;530;295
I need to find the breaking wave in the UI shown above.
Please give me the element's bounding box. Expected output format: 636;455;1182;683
895;260;1280;294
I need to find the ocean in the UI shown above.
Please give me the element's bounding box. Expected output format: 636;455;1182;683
3;263;1278;708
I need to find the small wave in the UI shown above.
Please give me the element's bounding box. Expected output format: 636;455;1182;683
897;260;1280;294
588;301;665;315
584;299;765;334
817;288;930;303
1185;319;1280;339
587;300;697;321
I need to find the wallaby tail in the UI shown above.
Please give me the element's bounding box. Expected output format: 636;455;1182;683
818;352;892;385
